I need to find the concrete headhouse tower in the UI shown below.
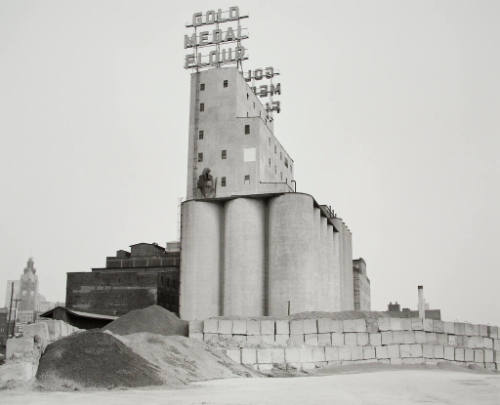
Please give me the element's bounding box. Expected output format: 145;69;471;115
180;6;364;320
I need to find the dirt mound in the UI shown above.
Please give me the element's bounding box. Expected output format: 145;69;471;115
112;332;259;384
102;305;188;337
36;330;164;390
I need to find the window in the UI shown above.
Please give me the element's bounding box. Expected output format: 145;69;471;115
268;158;271;166
274;165;277;174
253;102;255;109
280;172;283;180
223;80;228;88
285;158;288;168
268;137;271;146
274;145;277;153
200;83;205;91
280;151;282;160
244;175;250;183
244;124;250;135
246;93;249;99
200;103;204;112
221;149;227;159
221;177;226;187
198;152;203;162
198;130;204;140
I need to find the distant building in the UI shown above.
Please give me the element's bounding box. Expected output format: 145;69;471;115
387;301;441;320
65;242;180;317
353;258;370;311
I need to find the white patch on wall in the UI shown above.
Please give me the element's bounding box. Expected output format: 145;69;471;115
243;147;256;162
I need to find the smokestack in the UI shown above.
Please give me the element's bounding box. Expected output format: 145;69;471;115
418;285;425;320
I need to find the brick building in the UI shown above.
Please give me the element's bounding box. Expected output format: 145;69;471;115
65;242;180;317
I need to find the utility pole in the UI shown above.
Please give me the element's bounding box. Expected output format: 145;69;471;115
6;282;14;339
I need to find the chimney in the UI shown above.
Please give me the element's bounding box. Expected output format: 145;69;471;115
418;285;425;320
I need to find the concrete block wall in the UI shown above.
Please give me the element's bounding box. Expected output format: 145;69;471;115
1;320;80;387
189;318;500;372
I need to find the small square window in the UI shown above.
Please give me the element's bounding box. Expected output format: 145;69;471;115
223;80;228;88
285;158;288;168
200;103;204;112
221;150;227;159
253;102;255;109
221;177;226;187
244;175;250;183
198;152;203;162
246;93;249;99
198;130;204;140
200;83;205;91
244;124;250;135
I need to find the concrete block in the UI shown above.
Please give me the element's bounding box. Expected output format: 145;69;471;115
339;346;352;361
305;334;318;346
326;360;342;367
257;348;272;364
285;347;300;363
377;359;391;365
343;319;366;333
247;320;260;335
226;349;241;363
369;333;382;346
495;339;500;351
483;338;493;349
318;318;334;333
381;331;393;345
423;319;434;332
6;337;35;360
454;322;466;336
433;320;444;333
262;335;274;345
425;332;437;344
400;344;411;358
488;326;498;339
495;351;500;362
189;320;203;334
203;333;218;343
257;364;273;372
317;333;331;346
363;346;376;359
410;344;423;358
485;362;495;370
247;335;263;345
290;320;304;335
325;347;340;361
391;331;405;344
415;331;426;344
41;319;62;342
388;344;400;359
288;334;304;345
312;347;326;362
232;320;246;335
190;332;203;341
401;318;412;331
423;344;434;358
275;334;289;345
455;348;465;361
390;318;404;331
344;333;357;346
299;347;314;363
351;346;363;361
402;358;424;365
403;331;416;344
231;335;247;345
378;318;391;331
331;333;344;346
436;333;448;345
23;323;49;346
479;325;488;337
331;320;344;333
465;348;474;362
484;349;494;363
275;320;289;335
443;322;455;334
0;361;36;385
303;319;317;334
465;336;483;348
366;318;379;333
411;318;423;331
357;333;369;346
375;346;388;359
261;320;275;335
474;349;484;363
432;345;444;359
444;346;455;361
465;323;479;336
204;319;218;334
448;335;458;346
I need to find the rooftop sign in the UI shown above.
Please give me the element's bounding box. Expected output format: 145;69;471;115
184;6;248;70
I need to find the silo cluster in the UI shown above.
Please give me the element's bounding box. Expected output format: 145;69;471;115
180;192;354;320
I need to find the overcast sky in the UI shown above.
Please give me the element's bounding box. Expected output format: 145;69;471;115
1;0;499;325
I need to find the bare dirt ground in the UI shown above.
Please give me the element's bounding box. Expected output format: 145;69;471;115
2;366;500;405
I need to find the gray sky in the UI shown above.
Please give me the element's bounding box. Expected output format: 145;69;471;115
1;0;499;325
